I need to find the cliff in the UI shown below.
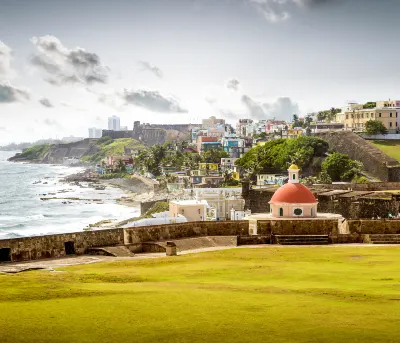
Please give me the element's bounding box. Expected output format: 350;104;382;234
8;138;145;164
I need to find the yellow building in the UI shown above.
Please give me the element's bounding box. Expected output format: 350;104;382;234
288;129;303;138
342;108;398;132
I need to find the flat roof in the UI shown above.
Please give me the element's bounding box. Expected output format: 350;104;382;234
170;200;208;206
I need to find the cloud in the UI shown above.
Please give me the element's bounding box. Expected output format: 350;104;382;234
0;41;15;80
43;118;62;128
39;97;54;108
247;0;339;22
226;78;240;91
30;35;109;85
121;89;188;113
242;94;299;120
0;127;7;132
0;81;30;103
138;61;163;78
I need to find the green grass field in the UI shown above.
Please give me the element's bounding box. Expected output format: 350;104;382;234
2;247;400;343
371;140;400;162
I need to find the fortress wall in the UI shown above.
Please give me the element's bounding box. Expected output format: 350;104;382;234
244;185;400;219
347;219;400;234
313;182;400;191
4;219;400;264
0;229;124;263
316;131;400;181
257;220;339;235
123;221;249;244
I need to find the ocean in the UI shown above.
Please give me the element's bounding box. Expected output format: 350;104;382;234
0;151;139;239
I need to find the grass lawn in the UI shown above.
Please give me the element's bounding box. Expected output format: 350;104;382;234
2;247;400;343
371;140;400;162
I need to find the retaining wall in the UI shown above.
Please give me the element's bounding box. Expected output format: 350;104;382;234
0;229;124;262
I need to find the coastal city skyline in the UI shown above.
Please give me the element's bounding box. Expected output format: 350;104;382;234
1;0;400;144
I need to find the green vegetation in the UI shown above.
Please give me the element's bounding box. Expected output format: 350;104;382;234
322;152;363;182
236;136;329;176
371;140;400;162
2;247;400;342
135;143;226;177
82;138;144;164
12;144;52;160
201;149;229;164
363;102;376;109
317;107;341;122
365;120;388;135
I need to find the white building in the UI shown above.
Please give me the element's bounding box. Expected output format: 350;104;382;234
169;200;208;222
108;115;121;131
189;188;245;221
88;128;103;138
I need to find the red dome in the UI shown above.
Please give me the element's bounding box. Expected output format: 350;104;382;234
269;183;317;204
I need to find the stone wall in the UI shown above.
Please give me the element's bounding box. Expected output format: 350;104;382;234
257;220;339;235
0;229;124;262
243;183;400;219
123;221;249;244
347;219;400;234
316;131;400;181
313;182;400;191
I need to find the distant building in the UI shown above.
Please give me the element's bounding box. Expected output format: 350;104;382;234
88;128;102;138
202;116;225;129
108;115;121;131
169;200;208;222
190;188;244;221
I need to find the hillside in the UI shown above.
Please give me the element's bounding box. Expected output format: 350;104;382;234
81;137;145;164
8;137;144;165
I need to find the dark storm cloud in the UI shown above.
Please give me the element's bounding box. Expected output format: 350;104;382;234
138;61;163;78
241;94;299;120
0;82;30;103
38;98;54;108
121;89;187;113
30;35;109;85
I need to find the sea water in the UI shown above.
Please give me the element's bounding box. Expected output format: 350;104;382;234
0;151;138;239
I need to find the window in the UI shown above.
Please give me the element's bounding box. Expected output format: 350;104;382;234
390;113;393;117
379;113;382;117
390;122;393;127
294;208;303;216
366;114;369;118
279;208;284;217
346;114;349;119
293;174;296;180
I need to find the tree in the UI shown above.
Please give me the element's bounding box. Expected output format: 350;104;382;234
321;153;363;182
365;120;388;135
253;132;268;140
292;114;303;128
115;159;126;173
236;136;329;176
201;149;229;164
363;102;376;109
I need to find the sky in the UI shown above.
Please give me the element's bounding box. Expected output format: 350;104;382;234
0;0;399;144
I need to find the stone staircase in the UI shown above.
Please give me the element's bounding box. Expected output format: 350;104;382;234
87;246;135;257
275;235;329;245
366;234;400;244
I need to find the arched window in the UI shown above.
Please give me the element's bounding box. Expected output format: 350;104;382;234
292;174;296;180
279;208;283;217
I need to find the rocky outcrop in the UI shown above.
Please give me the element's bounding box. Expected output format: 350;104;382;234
41;139;100;164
